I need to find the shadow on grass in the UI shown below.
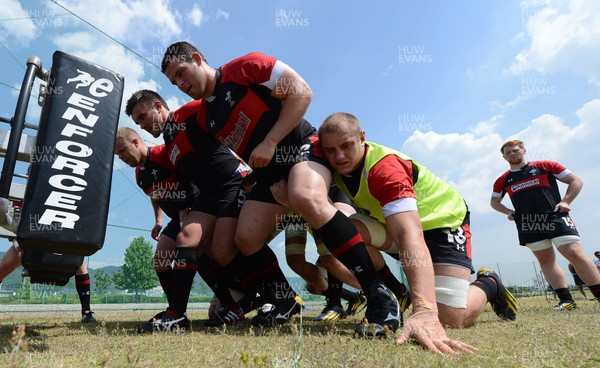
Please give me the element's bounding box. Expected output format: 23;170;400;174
0;315;367;343
200;317;362;337
0;324;48;354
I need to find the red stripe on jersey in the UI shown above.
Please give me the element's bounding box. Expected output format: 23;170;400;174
167;129;195;167
505;174;550;197
463;223;472;260
492;171;510;195
136;145;179;196
220;52;277;86
532;160;567;175
309;135;326;160
171;100;203;124
368;154;416;207
149;144;174;169
330;233;363;257
220;89;268;154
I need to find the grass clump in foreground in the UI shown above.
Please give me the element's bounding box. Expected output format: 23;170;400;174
0;296;599;367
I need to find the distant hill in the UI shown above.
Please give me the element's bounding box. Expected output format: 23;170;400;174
0;255;311;296
87;265;120;279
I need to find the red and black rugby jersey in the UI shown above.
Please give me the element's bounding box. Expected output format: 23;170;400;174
162;100;248;193
201;52;305;162
136;145;197;218
492;160;570;214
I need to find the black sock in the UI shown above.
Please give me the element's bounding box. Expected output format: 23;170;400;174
377;264;407;300
75;273;91;313
555;287;574;303
248;245;296;303
314;211;378;293
197;253;235;305
168;248;198;316
223;253;261;297
588;284;600;300
473;275;498;301
341;288;360;303
323;272;342;306
156;268;174;307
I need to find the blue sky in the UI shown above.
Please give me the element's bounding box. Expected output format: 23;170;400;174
1;0;599;285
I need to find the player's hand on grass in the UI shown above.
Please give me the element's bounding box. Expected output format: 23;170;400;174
397;309;478;355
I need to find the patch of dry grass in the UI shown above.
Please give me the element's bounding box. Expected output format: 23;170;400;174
0;296;598;367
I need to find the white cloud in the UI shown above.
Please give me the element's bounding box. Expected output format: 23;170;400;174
55;0;181;48
510;0;600;83
188;4;205;26
51;31;166;148
403;129;505;214
401;99;600;264
216;9;230;20
0;0;37;45
488;94;532;113
471;115;503;136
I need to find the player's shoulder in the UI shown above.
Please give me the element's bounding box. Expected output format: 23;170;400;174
149;144;175;170
221;52;278;80
172;100;204;122
529;160;566;172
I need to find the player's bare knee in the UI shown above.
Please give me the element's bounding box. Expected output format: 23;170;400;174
306;283;323;295
438;310;469;329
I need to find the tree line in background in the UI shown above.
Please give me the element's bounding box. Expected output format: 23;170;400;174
0;237;210;304
0;236;316;305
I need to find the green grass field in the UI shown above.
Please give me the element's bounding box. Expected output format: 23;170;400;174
0;296;598;368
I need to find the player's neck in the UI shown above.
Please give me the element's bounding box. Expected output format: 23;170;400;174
510;160;528;170
204;67;218;98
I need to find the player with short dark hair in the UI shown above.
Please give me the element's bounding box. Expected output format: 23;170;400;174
126;91;297;328
160;42;400;333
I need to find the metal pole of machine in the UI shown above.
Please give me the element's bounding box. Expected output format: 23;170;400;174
0;56;47;197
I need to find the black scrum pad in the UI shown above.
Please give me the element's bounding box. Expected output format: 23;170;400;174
21;251;84;275
17;51;124;256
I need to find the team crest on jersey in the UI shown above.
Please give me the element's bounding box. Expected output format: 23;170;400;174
225;91;235;108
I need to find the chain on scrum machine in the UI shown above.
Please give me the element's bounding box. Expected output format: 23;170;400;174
0;52;124;285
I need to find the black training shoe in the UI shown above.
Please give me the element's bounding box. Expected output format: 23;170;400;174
136;311;190;333
345;291;367;316
315;304;346;322
205;303;245;327
251;296;304;327
251;303;277;327
477;267;517;321
398;290;412;314
274;296;304;325
355;281;401;337
81;311;97;323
